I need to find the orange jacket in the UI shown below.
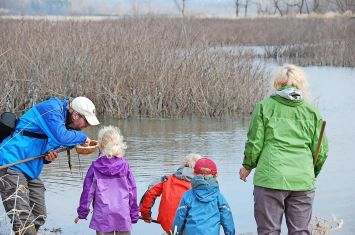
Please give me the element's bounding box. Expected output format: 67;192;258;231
140;173;192;231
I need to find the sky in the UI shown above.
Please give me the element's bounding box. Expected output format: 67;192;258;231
75;0;238;16
0;0;256;17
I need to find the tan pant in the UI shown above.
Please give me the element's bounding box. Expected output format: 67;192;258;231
0;168;46;235
254;186;315;235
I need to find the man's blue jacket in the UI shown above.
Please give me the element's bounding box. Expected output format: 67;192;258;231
0;97;86;179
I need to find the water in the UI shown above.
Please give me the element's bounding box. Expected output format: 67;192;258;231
1;66;354;235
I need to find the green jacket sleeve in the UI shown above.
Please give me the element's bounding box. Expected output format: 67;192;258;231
313;119;329;177
243;103;264;170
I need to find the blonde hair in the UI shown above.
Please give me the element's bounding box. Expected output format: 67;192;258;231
97;126;127;157
273;64;311;101
181;153;202;168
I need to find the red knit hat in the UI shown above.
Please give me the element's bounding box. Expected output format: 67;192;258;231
194;158;218;175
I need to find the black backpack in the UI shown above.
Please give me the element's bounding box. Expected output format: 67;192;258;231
0;112;18;143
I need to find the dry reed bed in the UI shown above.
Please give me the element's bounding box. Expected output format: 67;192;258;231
0;17;268;118
188;16;355;67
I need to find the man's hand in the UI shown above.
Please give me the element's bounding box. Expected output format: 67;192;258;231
239;167;251;182
45;151;58;162
83;137;91;146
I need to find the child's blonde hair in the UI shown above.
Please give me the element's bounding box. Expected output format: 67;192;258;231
97;125;127;157
273;64;311;101
181;153;202;168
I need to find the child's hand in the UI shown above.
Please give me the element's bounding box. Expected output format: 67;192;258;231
74;217;80;224
141;216;152;223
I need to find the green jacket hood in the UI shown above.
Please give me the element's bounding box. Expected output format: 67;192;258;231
271;86;304;107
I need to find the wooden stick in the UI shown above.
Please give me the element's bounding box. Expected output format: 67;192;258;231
0;146;73;170
313;121;326;166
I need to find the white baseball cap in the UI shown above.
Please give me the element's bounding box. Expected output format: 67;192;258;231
70;97;100;126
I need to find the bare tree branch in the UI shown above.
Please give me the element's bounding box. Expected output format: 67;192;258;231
174;0;186;17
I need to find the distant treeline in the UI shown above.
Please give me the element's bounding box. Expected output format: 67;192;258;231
0;16;353;118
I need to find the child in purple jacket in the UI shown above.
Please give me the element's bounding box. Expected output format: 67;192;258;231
74;125;139;235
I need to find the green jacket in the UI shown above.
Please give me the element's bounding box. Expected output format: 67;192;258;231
243;88;328;191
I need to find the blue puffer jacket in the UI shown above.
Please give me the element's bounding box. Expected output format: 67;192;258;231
173;176;235;235
0;97;87;179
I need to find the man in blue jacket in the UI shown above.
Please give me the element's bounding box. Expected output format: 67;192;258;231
0;96;99;235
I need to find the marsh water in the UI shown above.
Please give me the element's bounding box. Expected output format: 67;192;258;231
1;65;354;235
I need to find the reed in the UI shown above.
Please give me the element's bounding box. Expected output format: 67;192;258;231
2;16;350;118
0;175;46;235
311;214;344;235
0;16;268;117
185;16;355;67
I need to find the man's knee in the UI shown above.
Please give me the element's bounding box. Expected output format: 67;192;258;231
29;178;47;227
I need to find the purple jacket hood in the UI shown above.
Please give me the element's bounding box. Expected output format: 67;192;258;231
93;154;129;176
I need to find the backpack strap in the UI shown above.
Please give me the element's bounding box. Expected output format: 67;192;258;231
20;130;48;139
1;112;47;141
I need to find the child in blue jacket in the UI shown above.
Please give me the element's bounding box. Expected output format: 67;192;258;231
172;157;235;235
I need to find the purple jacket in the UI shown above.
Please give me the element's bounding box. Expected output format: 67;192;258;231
77;155;139;233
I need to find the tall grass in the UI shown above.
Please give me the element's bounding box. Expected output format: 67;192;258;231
311;214;344;235
0;175;45;235
0;17;268;118
186;16;355;67
2;16;351;117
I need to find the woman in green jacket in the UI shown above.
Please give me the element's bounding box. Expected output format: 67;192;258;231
239;64;328;235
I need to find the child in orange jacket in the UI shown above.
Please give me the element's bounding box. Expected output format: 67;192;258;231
139;154;202;235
